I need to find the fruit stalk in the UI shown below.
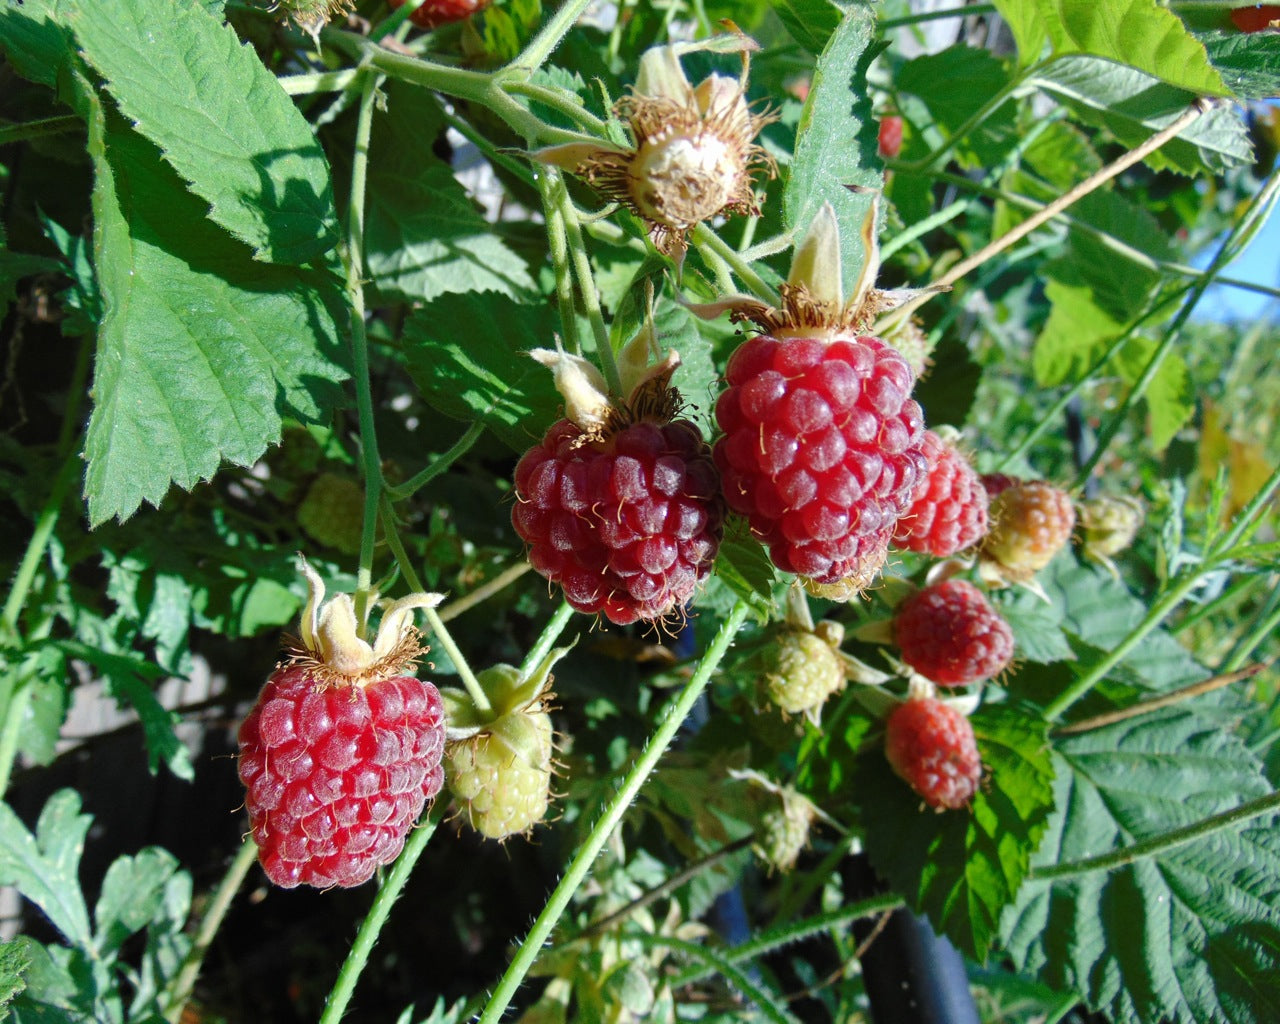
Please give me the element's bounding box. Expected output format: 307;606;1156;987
319;808;445;1024
501;0;599;78
477;599;752;1024
517;600;576;679
386;420;487;502
537;170;584;356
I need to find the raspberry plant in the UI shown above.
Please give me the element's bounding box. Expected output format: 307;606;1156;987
1;2;1279;1023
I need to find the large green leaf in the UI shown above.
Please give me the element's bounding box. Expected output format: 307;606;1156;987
895;46;1020;170
1033;277;1126;387
1112;335;1194;453
1001;710;1280;1024
71;0;339;264
992;0;1049;65
769;0;843;55
402;293;561;451
1201;30;1280;100
0;0;77;93
857;704;1056;961
1031;56;1253;174
0;793;92;947
1037;0;1230;97
82;105;348;525
783;7;881;302
365;82;536;303
93;848;182;957
0;938;34;1012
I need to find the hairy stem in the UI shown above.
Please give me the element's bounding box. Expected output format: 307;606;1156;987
692;222;781;304
386;421;487;501
1030;790;1280;882
518;600;577;679
477;600;752;1024
538;170;583;356
437;563;533;624
319;809;444;1024
502;0;597;78
162;838;258;1023
344;71;385;632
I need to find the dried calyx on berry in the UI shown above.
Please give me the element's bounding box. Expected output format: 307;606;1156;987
696;202;939;596
511;323;725;625
1078;494;1143;579
535;38;775;258
440;648;567;841
236;562;447;888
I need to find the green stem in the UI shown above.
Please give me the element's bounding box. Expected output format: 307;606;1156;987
0;114;82;145
669;891;904;987
504;80;607;134
518;600;577;679
538;171;583;356
161;838;258;1023
880;3;995;28
277;68;361;96
344;71;385;632
566;836;754;942
318;809;444;1024
551;172;622;395
1076;172;1280;486
1042;572;1203;721
1219;577;1280;673
1030;790;1280;882
477;600;752;1024
377;496;491;713
437;563;533;624
501;0;598;78
692;223;780;305
386;421;487;501
1210;462;1280;557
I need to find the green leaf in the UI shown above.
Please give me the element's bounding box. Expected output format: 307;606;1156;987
1033;278;1125;387
1201;29;1280;100
1112;337;1193;453
1031;56;1253;174
992;0;1048;65
895;46;1020;169
1037;0;1230;97
5;941;86;1024
858;704;1056;961
54;640;194;780
0;792;93;947
710;524;777;623
0;0;78;93
769;0;843;55
1001;709;1280;1024
402;293;561;451
992;591;1076;664
71;0;339;264
1049;188;1174;321
365;81;535;303
1024;119;1102;190
82;106;348;526
783;6;882;303
0;937;34;1011
93;848;182;957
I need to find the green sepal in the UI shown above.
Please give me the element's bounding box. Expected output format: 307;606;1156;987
441;645;572;741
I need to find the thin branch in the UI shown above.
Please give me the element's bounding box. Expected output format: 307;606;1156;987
1053;663;1267;737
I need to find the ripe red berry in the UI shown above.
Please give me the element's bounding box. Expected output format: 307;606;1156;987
1230;4;1280;31
237;666;445;888
388;0;490;29
892;431;989;557
714;333;928;587
512;418;724;625
893;579;1013;686
884;696;981;810
980;479;1075;584
878;115;903;159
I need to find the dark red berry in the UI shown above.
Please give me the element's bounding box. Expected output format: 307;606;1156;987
237;666;445;888
892;431;989;556
1231;4;1280;31
885;696;981;810
713;333;928;587
512;418;724;625
893;579;1013;686
878;115;903;159
388;0;490;28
